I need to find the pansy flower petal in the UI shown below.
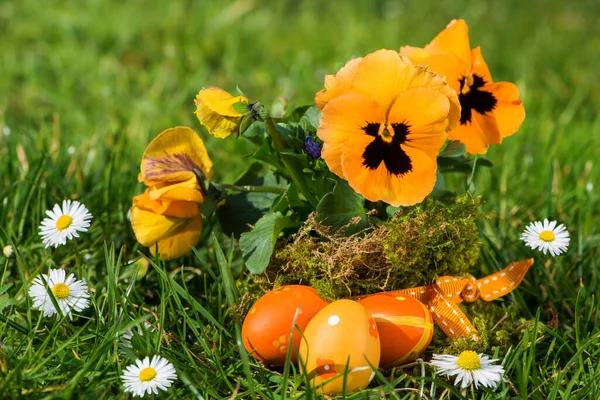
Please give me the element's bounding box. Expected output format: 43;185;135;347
387;147;437;206
393;60;461;132
194;87;248;138
133;190;200;218
424;19;471;65
351;49;420;111
412;53;469;94
315;57;362;110
341;136;437;206
485;81;525;139
140;127;213;184
131;207;188;247
470;47;493;87
318;93;385;178
449;111;500;154
133;191;169;215
387;86;450;160
131;199;199;247
398;46;432;64
148;177;205;203
150;215;203;260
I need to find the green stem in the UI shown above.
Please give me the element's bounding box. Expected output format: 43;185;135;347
467;154;479;193
74;239;82;279
264;118;319;207
216;184;284;194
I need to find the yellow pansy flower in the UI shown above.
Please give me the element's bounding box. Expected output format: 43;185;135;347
194;87;248;138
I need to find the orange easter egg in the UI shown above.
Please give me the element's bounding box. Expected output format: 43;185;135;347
242;285;329;366
299;299;380;394
359;294;433;367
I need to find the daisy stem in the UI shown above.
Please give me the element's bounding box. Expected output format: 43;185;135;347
74;239;82;279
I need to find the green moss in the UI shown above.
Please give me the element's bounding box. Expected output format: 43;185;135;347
431;301;532;355
380;195;483;290
254;194;485;300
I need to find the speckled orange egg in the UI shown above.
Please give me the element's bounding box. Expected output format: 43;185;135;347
298;299;380;394
242;285;329;366
359;293;433;367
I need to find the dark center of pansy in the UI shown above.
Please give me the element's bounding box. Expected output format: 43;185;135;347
361;122;412;176
458;74;497;125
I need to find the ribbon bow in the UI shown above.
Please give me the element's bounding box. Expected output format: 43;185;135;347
390;259;534;339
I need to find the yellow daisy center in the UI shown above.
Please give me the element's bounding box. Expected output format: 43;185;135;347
51;283;70;300
55;215;73;231
139;367;157;382
539;230;555;242
456;350;481;371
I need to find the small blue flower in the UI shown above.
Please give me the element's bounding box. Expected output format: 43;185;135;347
304;136;322;159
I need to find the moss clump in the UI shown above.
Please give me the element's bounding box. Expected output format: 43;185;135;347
254;194;485;301
430;301;527;355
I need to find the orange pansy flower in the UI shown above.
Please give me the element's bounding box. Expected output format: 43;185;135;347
400;19;525;154
315;49;460;207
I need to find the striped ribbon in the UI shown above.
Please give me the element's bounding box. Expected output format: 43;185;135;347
388;259;534;339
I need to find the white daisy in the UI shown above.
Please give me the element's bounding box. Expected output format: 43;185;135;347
28;268;90;319
120;320;156;348
431;351;504;389
39;200;93;248
121;355;177;397
521;218;570;256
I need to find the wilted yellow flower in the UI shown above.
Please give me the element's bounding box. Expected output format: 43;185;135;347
194;87;248;138
131;127;212;260
139;126;213;186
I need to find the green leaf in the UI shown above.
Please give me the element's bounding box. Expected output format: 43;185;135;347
278;152;319;206
239;211;296;274
271;183;303;214
238;114;254;136
438;155;493;172
299;106;321;131
232;101;249;114
315;179;369;235
212;234;238;305
287;105;311;122
439;140;466;157
430;170;451;199
271;97;287;118
217;169;288;237
0;283;13;295
241;121;266;146
385;205;400;217
0;294;17;313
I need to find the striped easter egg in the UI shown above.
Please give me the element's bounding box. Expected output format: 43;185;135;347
359;293;433;367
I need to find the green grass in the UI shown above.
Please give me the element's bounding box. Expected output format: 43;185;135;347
1;0;600;398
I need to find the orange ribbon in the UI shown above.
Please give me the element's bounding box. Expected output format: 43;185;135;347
388;259;534;339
